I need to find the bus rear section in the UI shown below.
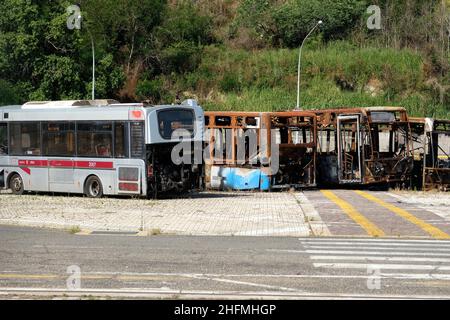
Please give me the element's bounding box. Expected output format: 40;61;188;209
204;111;317;191
145;101;204;198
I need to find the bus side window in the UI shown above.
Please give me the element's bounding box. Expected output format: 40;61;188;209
9;122;41;156
77;122;113;158
0;123;8;155
42;122;75;156
114;122;129;158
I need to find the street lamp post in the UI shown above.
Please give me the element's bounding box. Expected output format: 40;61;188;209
296;20;322;110
77;14;95;101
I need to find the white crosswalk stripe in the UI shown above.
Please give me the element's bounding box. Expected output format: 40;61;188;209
310;256;450;263
297;238;450;280
299;238;450;244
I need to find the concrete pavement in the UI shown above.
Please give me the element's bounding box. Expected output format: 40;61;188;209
0;225;450;299
0;191;311;236
1;190;449;239
304;190;450;239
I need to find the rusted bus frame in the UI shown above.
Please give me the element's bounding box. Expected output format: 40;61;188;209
268;111;317;149
204;111;317;189
410;117;450;191
268;111;317;188
365;107;412;185
311;107;413;186
409;117;427;190
205;111;262;166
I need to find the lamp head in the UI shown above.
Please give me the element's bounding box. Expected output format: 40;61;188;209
318;20;323;25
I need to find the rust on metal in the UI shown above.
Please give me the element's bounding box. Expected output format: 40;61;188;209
310;107;413;187
410;117;450;191
204;111;317;190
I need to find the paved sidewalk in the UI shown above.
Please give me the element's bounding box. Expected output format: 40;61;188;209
0;191;311;236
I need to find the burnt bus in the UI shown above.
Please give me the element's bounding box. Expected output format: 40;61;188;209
311;107;413;187
410;117;450;191
204;111;317;190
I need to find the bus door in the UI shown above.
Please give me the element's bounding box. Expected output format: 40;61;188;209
48;159;75;193
337;115;362;184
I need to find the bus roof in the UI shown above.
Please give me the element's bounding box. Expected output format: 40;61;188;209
0;100;201;122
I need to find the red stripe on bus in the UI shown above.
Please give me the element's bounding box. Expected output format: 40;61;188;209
20;167;31;175
18;160;114;170
18;160;48;167
75;161;114;169
119;183;139;192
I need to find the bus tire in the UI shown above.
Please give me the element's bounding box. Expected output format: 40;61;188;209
9;173;24;195
84;176;104;198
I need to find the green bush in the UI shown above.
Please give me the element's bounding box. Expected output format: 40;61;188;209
160;41;202;74
0;79;20;105
91;54;125;99
220;73;242;92
156;1;214;46
272;0;367;47
31;55;84;100
136;78;164;102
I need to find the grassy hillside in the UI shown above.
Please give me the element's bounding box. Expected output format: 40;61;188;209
157;42;448;118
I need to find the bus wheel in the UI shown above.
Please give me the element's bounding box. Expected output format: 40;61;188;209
9;174;24;195
85;176;103;198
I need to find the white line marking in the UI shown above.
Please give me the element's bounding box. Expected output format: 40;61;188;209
379;273;450;280
300;241;450;248
3;271;450;281
310;255;450;263
306;250;450;257
299;238;450;244
186;274;302;292
314;263;450;271
268;249;450;257
3;287;450;299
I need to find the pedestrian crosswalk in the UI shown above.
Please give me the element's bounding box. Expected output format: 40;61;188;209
299;238;450;280
306;190;450;239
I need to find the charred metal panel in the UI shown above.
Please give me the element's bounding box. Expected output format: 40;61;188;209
410;118;450;191
317;155;339;185
312;107;413;187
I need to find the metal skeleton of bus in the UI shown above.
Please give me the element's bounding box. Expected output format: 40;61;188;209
410;117;450;191
204;111;317;190
311;107;413;187
0;100;204;198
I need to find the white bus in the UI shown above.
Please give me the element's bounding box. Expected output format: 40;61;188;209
0;99;204;198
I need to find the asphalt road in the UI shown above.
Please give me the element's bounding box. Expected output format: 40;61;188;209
1;225;450;299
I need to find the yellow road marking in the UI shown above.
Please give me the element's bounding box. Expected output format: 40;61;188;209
320;190;385;237
354;190;450;240
75;229;92;235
